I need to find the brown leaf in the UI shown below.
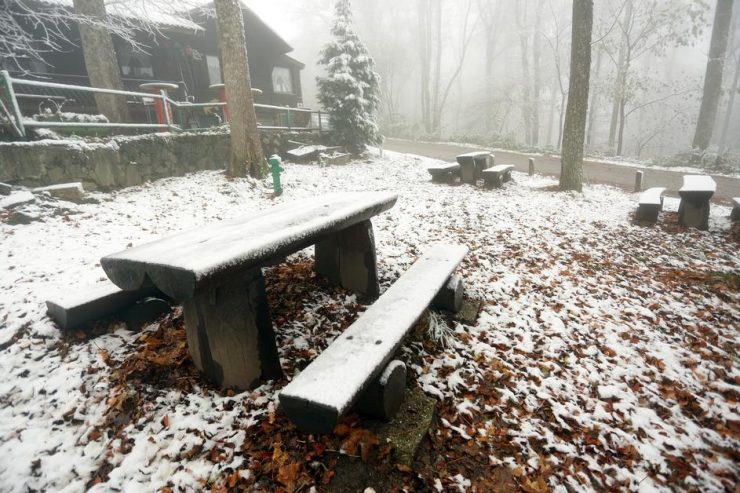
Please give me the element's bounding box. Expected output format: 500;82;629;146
341;428;379;461
277;462;300;489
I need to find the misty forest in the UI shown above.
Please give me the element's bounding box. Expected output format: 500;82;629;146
283;0;738;171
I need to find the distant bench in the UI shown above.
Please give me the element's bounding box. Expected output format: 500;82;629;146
427;162;460;182
678;175;716;230
482;164;514;188
100;192;397;390
636;187;666;222
279;243;468;433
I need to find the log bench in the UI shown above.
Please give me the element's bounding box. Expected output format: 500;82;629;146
46;281;166;329
456;152;492;184
732;197;740;221
427;162;461;182
279;243;468;434
482;164;514;188
101;192;397;390
678;175;716;231
636;187;666;222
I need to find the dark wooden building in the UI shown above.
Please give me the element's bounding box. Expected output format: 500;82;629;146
2;1;305;110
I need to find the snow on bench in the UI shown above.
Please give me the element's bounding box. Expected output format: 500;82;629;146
101;192;398;390
732;197;740;221
678;175;716;230
46;281;167;330
679;175;717;194
426;162;460;182
482;164;514;188
279;243;468;433
456;152;492;184
636;187;666;222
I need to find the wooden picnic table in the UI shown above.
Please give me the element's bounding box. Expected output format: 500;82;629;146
678;175;716;230
101;192;397;389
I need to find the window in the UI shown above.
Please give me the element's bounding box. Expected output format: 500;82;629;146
118;44;154;78
207;55;222;85
272;66;293;94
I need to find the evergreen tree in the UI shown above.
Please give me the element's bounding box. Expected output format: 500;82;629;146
317;0;381;154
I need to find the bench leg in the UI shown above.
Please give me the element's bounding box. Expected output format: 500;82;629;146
679;199;710;231
182;268;282;390
355;360;407;420
636;205;660;223
315;220;380;300
459;160;476;184
433;274;464;312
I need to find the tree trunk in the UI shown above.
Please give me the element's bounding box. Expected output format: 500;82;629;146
559;0;593;192
692;0;735;150
431;0;443;135
214;0;264;178
719;52;740;152
586;45;603;148
557;92;566;150
418;0;432;133
516;1;532;146
617;96;626;156
73;0;129;123
531;0;544;146
608;0;632;154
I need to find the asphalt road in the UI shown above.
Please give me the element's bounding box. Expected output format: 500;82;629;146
385;138;740;203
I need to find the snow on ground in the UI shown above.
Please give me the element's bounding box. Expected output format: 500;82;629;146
0;150;738;491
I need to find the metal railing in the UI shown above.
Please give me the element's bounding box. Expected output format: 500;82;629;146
0;70;328;139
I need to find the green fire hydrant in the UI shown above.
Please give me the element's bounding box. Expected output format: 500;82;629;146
268;154;284;196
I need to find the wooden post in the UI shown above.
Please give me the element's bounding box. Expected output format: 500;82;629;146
0;70;25;138
528;157;535;176
315;220;380;300
634;170;643;193
182;268;282;389
317;111;323;135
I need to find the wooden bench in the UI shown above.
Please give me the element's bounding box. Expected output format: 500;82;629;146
279;243;468;434
427;162;460;182
456;152;492;184
101;192;397;390
678;175;716;231
46;281;165;329
482;164;514;188
732;197;740;221
636;187;666;222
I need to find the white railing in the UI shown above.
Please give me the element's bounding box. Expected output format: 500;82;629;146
0;70;327;138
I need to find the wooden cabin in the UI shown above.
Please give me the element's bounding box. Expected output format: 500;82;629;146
1;1;305;119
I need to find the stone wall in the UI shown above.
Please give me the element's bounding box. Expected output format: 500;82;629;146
0;130;325;190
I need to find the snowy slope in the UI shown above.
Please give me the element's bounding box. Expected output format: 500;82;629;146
0;151;737;491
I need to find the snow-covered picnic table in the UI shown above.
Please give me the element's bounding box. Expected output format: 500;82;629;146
101;191;397;389
456;151;492;184
678;174;716;230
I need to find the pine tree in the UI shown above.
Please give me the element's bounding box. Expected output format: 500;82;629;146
317;0;381;154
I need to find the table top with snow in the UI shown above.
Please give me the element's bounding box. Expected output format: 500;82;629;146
679;174;717;193
101;191;397;300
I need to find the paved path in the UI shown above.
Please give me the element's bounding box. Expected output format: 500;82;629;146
385;138;740;203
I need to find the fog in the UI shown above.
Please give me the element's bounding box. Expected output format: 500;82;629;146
251;0;739;162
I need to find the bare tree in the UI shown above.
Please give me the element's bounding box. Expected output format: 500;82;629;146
213;0;264;178
693;0;734;150
560;0;593;192
603;0;707;156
